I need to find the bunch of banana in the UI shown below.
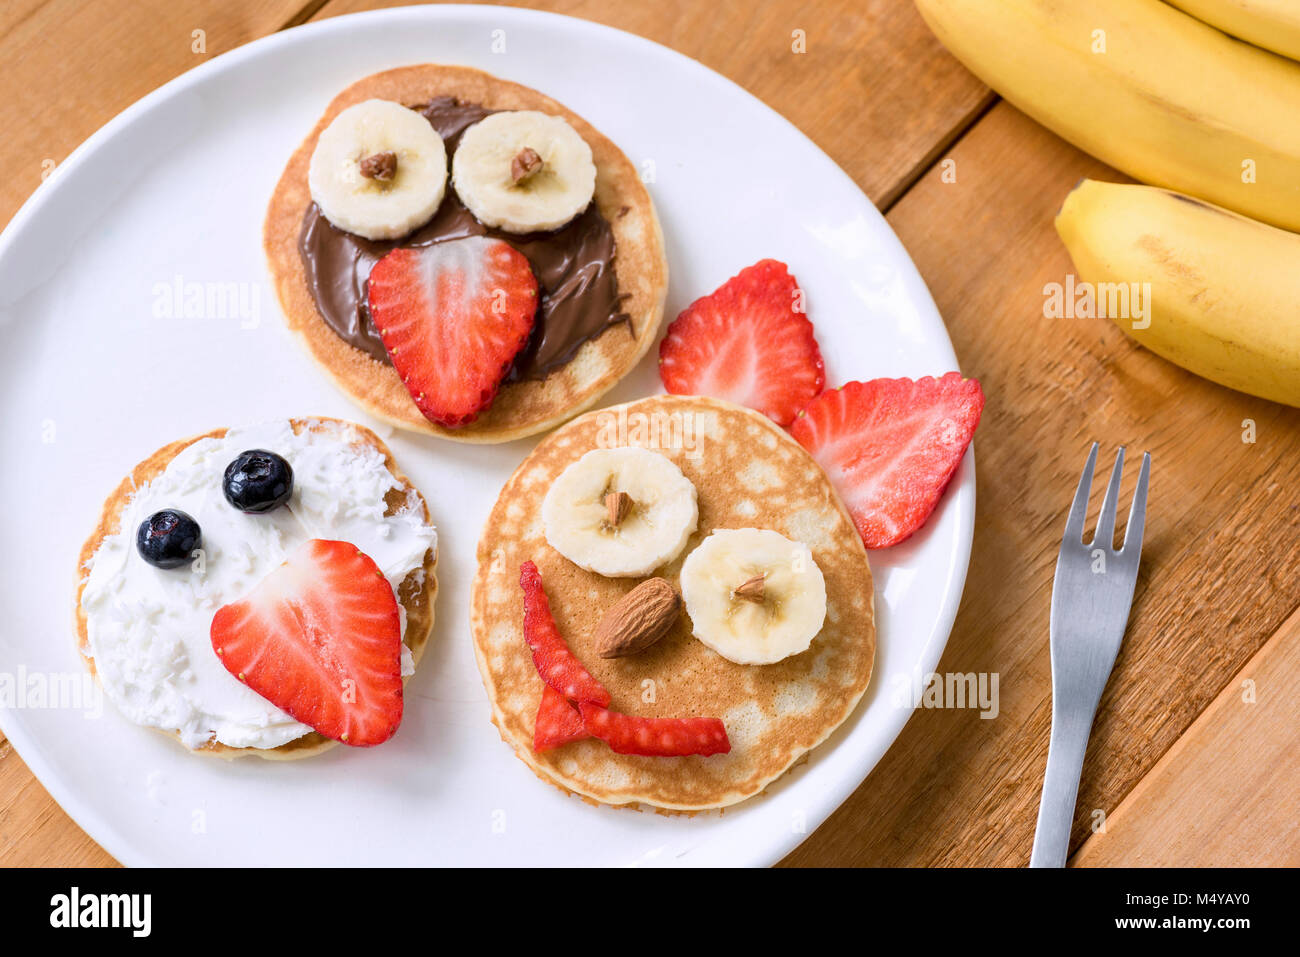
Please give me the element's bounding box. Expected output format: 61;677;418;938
1055;180;1300;409
915;0;1300;407
913;0;1300;232
1167;0;1300;62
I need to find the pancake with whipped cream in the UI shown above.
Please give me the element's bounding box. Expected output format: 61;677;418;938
75;417;437;760
470;395;876;810
264;65;667;443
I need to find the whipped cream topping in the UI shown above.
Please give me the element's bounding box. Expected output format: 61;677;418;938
80;420;437;750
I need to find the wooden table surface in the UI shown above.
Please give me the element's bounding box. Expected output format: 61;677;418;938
1;0;1297;868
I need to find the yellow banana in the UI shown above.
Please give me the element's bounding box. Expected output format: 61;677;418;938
1055;180;1300;409
914;0;1300;231
1167;0;1300;62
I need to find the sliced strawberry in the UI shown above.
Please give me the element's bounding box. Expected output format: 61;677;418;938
519;561;611;707
578;702;730;757
658;258;824;426
368;236;538;428
210;539;403;747
790;373;984;549
533;685;591;752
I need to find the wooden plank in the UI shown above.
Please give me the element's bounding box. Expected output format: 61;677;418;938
0;737;117;866
1071;605;1300;867
0;0;314;227
782;100;1300;866
307;0;993;208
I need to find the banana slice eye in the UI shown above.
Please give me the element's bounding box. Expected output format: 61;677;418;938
308;99;448;241
541;448;698;578
452;110;597;233
680;528;827;665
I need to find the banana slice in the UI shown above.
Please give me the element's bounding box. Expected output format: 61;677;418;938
679;529;827;665
451;111;597;233
308;99;448;241
541;448;698;578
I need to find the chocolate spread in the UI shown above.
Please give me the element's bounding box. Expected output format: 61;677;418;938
298;97;629;382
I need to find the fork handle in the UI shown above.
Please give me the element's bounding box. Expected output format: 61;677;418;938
1029;702;1098;867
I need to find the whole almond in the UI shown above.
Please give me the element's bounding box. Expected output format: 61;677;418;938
604;490;633;529
359;150;397;181
733;574;766;603
594;577;681;658
511;147;544;184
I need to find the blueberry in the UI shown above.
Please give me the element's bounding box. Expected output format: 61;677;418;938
136;509;202;569
223;449;294;513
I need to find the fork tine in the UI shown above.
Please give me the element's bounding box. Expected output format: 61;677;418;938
1063;442;1099;545
1121;452;1151;555
1091;447;1126;548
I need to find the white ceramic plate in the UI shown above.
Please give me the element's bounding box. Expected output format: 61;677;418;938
0;5;973;867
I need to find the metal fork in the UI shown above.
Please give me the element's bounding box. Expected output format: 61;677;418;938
1029;443;1150;868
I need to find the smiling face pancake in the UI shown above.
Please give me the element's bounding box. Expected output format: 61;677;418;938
470;395;876;810
263;65;668;443
74;417;438;761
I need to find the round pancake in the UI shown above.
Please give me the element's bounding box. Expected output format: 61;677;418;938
470;395;876;810
74;417;439;760
264;65;668;443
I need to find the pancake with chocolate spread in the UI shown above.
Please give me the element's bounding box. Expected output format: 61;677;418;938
264;66;668;443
